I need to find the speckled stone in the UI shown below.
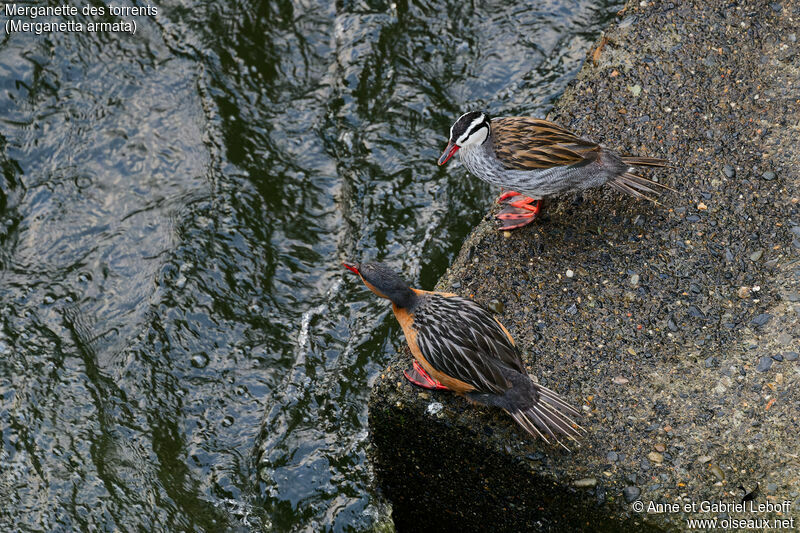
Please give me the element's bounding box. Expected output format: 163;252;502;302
647;451;664;464
752;313;772;327
369;1;800;530
722;165;735;178
623;486;641;503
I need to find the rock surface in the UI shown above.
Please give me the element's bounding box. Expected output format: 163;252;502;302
369;1;800;530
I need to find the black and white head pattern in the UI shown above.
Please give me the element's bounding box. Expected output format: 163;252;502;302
450;111;490;148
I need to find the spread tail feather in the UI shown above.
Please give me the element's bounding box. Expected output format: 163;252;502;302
609;171;674;203
505;383;584;450
620;155;670;168
467;371;584;449
613;155;675;201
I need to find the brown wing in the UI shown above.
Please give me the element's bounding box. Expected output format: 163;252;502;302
491;117;601;170
393;304;477;393
412;294;527;394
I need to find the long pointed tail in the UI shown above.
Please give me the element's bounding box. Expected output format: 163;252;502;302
506;383;584;451
609;156;674;202
620;156;670;168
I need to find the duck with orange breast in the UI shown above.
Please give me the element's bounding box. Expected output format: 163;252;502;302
439;111;671;230
344;261;583;448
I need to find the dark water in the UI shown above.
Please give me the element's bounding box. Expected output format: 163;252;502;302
0;1;621;530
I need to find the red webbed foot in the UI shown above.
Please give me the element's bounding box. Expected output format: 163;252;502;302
404;360;449;390
495;197;543;231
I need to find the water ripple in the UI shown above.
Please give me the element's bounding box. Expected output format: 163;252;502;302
0;0;622;530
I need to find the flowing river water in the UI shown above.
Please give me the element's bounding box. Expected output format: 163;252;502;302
0;1;621;530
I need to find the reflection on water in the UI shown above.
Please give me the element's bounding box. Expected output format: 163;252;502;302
0;0;621;530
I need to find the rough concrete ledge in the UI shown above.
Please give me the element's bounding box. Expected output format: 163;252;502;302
369;1;799;531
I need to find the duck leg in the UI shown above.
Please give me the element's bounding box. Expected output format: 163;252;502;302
496;196;543;231
496;190;522;202
404;360;449;390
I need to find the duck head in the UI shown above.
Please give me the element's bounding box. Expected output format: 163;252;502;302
343;261;416;308
438;111;491;165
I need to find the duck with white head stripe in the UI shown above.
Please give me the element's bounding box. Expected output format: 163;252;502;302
439;111;673;230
